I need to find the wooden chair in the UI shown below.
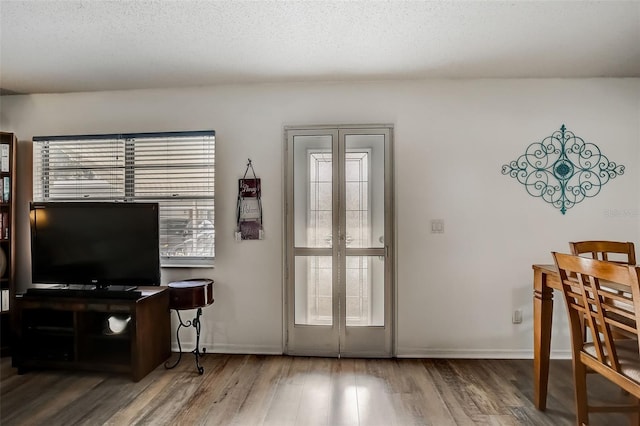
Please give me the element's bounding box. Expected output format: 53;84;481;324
553;252;640;425
571;240;637;331
570;240;636;265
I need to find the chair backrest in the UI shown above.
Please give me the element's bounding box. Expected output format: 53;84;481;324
569;240;636;265
553;252;640;376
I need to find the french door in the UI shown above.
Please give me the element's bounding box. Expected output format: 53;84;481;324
284;125;393;357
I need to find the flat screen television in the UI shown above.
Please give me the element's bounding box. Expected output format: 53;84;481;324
30;202;161;289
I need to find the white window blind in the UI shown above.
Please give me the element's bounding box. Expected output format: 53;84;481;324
33;131;215;267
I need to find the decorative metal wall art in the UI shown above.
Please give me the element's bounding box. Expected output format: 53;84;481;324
501;125;624;214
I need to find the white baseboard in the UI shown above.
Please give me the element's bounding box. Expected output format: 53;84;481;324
170;341;572;360
395;347;572;360
171;341;282;355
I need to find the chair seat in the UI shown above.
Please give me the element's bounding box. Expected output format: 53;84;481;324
584;339;640;382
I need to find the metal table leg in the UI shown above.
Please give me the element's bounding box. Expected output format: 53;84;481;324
164;307;206;374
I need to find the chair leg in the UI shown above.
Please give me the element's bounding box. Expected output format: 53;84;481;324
631;396;640;426
573;357;589;426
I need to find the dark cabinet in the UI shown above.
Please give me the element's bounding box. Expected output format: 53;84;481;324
13;287;171;381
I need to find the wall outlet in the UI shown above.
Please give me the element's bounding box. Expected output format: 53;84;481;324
512;309;523;324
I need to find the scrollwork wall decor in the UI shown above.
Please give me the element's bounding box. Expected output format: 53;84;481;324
501;125;624;214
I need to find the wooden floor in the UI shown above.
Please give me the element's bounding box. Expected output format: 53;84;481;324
0;354;635;425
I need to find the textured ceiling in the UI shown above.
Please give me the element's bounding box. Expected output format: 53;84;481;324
1;0;639;95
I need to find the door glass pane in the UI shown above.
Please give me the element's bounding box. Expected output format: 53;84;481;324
295;256;332;325
293;135;332;248
344;135;384;248
345;256;384;326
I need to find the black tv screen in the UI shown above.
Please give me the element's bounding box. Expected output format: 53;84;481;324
30;202;161;287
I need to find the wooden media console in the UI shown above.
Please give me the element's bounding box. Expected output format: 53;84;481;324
12;286;170;382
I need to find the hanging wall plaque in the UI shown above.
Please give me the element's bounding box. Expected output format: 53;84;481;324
236;159;263;240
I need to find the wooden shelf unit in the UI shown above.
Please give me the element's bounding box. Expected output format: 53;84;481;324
0;132;16;356
12;287;171;381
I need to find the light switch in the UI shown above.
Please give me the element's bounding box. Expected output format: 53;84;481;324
431;219;444;234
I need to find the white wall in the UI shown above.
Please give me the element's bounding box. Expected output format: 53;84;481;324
1;78;638;358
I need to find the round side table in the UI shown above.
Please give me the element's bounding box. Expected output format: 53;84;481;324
164;279;214;374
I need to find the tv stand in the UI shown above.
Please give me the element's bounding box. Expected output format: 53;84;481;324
12;286;170;381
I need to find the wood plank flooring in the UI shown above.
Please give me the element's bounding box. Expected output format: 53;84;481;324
0;354;634;425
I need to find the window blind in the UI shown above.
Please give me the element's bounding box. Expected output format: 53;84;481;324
33;131;215;267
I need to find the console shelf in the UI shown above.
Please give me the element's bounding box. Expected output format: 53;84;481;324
12;287;170;381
